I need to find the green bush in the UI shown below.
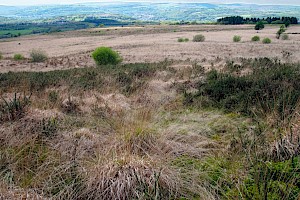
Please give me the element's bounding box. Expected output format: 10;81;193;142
193;34;205;42
241;158;300;200
13;54;24;61
233;35;241;42
281;34;289;40
30;49;48;62
251;36;260;41
92;47;122;65
186;59;300;121
178;38;189;42
0;52;3;60
262;37;272;44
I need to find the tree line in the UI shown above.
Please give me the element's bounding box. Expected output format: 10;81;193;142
217;16;298;25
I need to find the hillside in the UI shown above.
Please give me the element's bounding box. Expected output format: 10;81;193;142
0;24;300;199
1;3;300;22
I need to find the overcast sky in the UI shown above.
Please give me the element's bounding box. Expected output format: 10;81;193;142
1;0;300;6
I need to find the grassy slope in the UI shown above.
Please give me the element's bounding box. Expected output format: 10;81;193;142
0;58;300;199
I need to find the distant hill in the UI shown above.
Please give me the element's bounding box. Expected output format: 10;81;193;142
1;2;300;23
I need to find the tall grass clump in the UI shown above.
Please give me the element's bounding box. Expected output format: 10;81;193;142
262;37;272;44
92;47;122;66
193;34;205;42
233;35;241;42
0;93;31;122
251;36;260;41
30;49;48;62
13;54;24;61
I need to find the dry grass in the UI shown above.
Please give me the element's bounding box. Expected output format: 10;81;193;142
1;53;299;199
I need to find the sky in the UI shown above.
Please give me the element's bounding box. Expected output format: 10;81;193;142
1;0;300;6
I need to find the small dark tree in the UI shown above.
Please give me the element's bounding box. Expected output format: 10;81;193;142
284;20;291;28
276;25;286;39
255;21;265;30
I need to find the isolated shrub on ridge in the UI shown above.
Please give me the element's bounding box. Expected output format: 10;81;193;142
92;47;122;65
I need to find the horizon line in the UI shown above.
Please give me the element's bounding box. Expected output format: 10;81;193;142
1;1;300;7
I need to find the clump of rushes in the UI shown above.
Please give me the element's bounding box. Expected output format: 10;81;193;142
30;49;48;62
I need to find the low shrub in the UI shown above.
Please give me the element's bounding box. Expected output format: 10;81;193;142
262;37;272;44
178;38;189;42
233;35;241;42
251;36;260;41
281;33;289;40
30;49;48;62
13;54;24;61
185;59;300;122
193;34;205;42
92;47;122;65
0;52;3;60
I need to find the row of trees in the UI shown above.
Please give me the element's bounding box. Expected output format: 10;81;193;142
217;16;298;25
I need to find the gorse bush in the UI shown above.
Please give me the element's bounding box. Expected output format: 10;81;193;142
262;37;272;44
193;34;205;42
233;35;241;42
281;33;289;40
30;49;48;62
92;47;122;65
13;54;24;61
251;36;260;41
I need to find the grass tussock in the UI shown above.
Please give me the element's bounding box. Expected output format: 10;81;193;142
84;155;180;200
30;49;48;62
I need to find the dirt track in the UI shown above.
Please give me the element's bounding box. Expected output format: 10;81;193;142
0;24;299;73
